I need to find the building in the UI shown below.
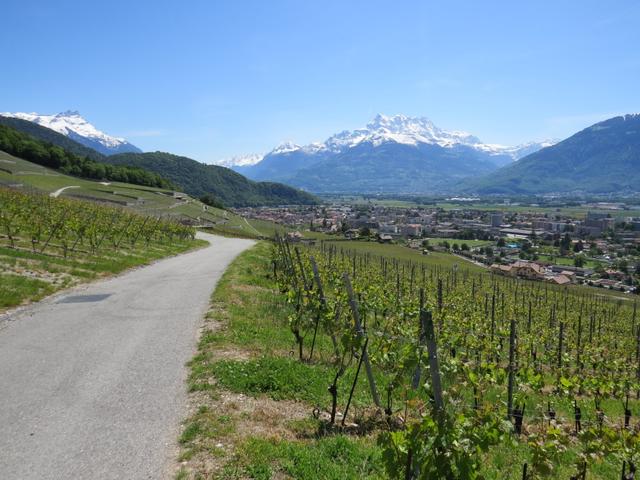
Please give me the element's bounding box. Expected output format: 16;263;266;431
499;227;545;238
490;213;504;227
550;275;572;285
378;224;398;234
490;261;546;280
510;260;546;280
400;224;423;237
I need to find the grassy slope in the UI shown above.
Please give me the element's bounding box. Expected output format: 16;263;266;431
0;151;284;239
177;243;623;480
317;237;487;273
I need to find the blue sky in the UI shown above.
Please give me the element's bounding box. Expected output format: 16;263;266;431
2;0;639;162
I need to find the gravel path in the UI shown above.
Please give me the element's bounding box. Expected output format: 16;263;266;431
0;233;255;479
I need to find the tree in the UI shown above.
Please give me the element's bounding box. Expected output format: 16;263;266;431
573;240;584;253
574;255;586;268
618;259;629;273
560;233;572;254
461;243;469;251
497;238;506;247
200;194;225;209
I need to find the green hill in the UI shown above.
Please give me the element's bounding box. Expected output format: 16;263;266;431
465;114;640;194
106;151;318;207
0;116;106;161
0;124;172;189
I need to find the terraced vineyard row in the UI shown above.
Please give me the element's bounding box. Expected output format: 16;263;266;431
273;235;640;479
0;187;195;257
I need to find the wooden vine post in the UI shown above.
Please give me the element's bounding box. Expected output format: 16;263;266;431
507;319;517;419
423;308;444;415
309;255;339;358
412;289;427;389
343;273;381;408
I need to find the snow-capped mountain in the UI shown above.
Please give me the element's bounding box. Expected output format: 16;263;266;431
0;111;141;155
233;114;557;193
252;114;555;162
215;153;263;168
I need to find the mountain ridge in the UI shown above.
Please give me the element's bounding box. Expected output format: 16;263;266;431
219;114;556;169
229;114;556;193
462;114;640;194
0;111;142;156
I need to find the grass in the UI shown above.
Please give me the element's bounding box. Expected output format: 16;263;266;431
0;273;56;308
221;436;384;480
537;253;602;269
423;237;493;248
317;238;487;273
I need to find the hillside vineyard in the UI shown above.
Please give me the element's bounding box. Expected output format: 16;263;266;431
273;235;640;478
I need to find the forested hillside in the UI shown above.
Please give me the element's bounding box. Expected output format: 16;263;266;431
0;116;106;161
106;151;318;207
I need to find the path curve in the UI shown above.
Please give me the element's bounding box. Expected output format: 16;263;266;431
0;233;255;480
50;185;80;198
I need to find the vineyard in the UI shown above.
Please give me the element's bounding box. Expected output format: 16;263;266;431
0;187;197;309
271;234;640;479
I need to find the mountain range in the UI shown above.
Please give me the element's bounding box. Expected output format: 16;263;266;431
0;111;142;156
4;109;639;197
226;114;556;193
464;114;640;195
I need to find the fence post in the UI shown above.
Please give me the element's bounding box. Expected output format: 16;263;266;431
412;289;427;389
309;256;339;358
423;309;444;415
343;273;381;408
507;319;517;419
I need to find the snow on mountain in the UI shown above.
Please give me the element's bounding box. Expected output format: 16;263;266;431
324;114;483;151
474;139;559;160
255;114;556;162
0;110;142;155
215;153;264;168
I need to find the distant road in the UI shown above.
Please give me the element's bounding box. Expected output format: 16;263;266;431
0;233;255;480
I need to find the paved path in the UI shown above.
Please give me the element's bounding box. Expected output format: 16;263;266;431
0;233;255;480
50;185;79;198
